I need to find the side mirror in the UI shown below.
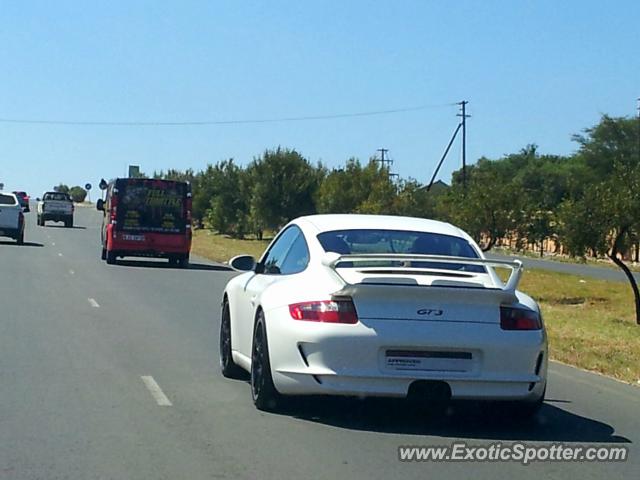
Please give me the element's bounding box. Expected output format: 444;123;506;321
96;199;105;211
36;197;41;202
229;255;256;272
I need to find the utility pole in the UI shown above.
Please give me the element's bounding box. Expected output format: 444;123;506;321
636;98;640;263
376;148;390;169
376;148;397;180
457;101;470;193
637;97;640;160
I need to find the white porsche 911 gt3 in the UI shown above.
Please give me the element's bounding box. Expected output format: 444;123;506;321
220;214;547;416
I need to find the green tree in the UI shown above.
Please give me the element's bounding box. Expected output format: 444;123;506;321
191;164;223;224
54;184;70;194
247;147;323;233
68;186;87;203
316;159;399;215
391;178;440;218
206;160;251;238
513;149;572;255
440;157;518;251
562;115;640;324
316;158;370;213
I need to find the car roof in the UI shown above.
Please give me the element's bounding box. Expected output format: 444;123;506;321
296;214;467;238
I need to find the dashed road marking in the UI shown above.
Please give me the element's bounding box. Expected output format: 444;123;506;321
88;298;100;308
141;376;173;406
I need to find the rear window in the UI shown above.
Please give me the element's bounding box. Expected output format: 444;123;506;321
115;180;188;233
0;193;17;205
43;192;71;201
317;229;485;273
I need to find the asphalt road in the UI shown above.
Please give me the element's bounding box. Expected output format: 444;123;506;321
1;207;638;479
487;252;640;283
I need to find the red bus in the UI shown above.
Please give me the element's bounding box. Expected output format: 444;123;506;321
97;178;192;267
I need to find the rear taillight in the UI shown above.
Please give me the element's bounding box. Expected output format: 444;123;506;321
185;193;192;225
500;306;541;330
289;298;358;324
110;195;118;224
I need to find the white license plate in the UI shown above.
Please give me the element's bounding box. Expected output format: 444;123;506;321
122;234;145;241
385;350;472;372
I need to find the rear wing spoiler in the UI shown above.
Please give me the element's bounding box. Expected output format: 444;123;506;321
320;253;523;294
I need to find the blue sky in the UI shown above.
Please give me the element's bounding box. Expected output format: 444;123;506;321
1;0;638;196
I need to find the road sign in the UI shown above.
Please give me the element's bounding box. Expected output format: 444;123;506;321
128;165;140;178
85;183;92;191
99;179;108;190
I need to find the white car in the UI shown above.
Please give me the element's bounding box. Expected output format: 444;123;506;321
0;192;26;244
220;214;547;416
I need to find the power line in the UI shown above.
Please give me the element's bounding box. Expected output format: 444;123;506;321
0;102;457;127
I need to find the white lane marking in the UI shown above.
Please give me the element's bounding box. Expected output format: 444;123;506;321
58;253;63;257
69;269;75;275
141;376;173;406
88;298;100;308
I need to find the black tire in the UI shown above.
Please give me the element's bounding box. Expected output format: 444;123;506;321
16;231;24;245
67;218;74;228
219;299;246;379
101;248;107;260
178;255;189;269
251;311;281;411
168;257;178;266
106;250;117;265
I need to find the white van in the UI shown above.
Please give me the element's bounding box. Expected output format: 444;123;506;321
0;192;25;244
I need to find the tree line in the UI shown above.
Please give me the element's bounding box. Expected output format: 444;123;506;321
153;115;639;323
54;184;88;203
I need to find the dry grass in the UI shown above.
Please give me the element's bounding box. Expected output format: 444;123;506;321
519;269;640;384
192;231;640;384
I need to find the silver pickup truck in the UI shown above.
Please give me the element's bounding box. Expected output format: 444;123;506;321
37;192;74;227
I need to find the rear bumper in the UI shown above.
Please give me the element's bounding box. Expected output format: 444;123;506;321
273;373;546;402
264;306;548;401
0;226;23;238
42;213;72;222
107;229;192;257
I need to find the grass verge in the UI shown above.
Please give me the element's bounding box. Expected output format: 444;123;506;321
192;229;270;263
192;231;640;384
518;269;639;384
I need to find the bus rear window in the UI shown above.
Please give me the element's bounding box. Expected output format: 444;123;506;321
116;180;187;233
